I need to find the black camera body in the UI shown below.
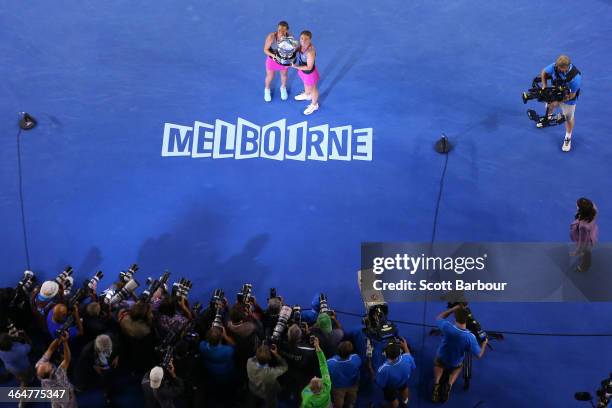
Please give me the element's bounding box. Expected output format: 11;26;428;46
172;277;192;300
140;271;171;303
10;270;36;309
575;373;612;408
237;283;253;304
448;302;487;343
522;77;568;104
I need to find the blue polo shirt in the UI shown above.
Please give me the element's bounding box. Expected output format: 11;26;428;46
436;319;481;367
544;63;582;105
375;353;416;389
327;354;362;388
199;341;235;381
46;310;78;339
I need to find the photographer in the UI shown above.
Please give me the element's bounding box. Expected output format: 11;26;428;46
47;303;84;340
142;362;185;408
300;336;332;408
310;312;343;358
375;338;415;408
118;301;155;374
227;304;264;387
262;296;282;339
0;331;33;390
36;333;78;408
432;304;487;403
538;54;582;151
31;280;62;329
277;324;318;402
246;343;288;408
74;334;120;405
155;296;193;339
199;326;237;402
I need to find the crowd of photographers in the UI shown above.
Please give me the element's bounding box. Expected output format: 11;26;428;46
0;265;496;408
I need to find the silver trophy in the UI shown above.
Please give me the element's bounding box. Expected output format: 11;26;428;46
275;36;299;66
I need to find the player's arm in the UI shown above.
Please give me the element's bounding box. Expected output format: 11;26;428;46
263;34;276;58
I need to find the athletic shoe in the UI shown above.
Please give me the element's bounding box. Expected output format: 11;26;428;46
303;103;319;115
294;92;311;101
562;137;572;152
280;87;288;101
431;383;441;403
264;88;271;102
443;383;453;401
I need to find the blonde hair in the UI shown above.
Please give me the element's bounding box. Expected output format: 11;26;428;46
556;55;571;68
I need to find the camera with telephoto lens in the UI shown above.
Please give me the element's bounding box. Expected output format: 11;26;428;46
448;302;487;343
106;278;139;307
119;264;138;283
237;283;253;304
172;278;192;300
291;305;302;325
55;266;74;296
318;293;334;316
522;77;568;104
210;289;225;328
87;271;104;291
575;373;612;408
141;271;171;303
10;270;36;308
270;305;292;343
55;314;76;338
158;302;203;369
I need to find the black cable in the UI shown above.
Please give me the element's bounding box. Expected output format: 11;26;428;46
16;127;31;270
332;309;612;337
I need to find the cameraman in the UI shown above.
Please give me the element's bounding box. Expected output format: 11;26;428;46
432;304;487;403
539;54;582;151
375;338;415;408
142;362;185;408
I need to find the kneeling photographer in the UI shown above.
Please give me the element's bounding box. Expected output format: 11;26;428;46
432;304;488;403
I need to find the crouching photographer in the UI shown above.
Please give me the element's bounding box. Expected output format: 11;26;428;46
432;304;488;403
142;361;185;408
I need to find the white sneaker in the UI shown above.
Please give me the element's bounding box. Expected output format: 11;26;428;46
264;88;271;102
280;87;288;101
303;103;319;115
294;92;311;101
562;137;572;152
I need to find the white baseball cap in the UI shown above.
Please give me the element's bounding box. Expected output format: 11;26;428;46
149;366;164;389
40;281;59;299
